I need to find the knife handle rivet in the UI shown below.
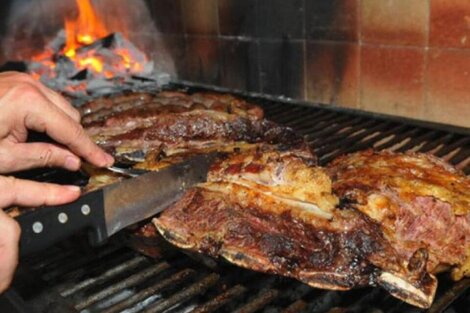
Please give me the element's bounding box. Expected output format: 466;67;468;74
58;213;68;224
32;222;43;234
81;204;91;215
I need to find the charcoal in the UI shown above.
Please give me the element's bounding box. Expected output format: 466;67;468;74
25;31;167;99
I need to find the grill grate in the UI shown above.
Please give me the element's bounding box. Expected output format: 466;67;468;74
23;244;468;313
259;99;470;173
5;87;470;313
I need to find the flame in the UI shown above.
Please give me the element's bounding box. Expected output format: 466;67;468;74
64;0;109;57
63;0;147;76
31;0;149;81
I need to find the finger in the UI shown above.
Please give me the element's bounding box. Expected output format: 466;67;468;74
0;142;81;173
34;84;81;122
3;72;81;122
0;176;81;208
18;94;114;168
0;210;20;293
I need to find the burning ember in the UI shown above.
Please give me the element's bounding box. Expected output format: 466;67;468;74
28;0;168;98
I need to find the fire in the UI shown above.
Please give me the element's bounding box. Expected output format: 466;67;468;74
59;0;147;76
29;0;154;93
64;0;109;58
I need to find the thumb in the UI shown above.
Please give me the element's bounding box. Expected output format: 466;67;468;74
0;176;81;208
0;210;20;293
0;176;81;293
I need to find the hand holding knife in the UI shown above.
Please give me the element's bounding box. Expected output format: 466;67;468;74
16;153;219;256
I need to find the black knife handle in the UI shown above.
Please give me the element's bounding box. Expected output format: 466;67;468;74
16;189;107;256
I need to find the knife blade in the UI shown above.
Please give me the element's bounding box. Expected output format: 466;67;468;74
16;153;219;256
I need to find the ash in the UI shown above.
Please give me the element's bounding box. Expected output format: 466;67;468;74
27;31;170;101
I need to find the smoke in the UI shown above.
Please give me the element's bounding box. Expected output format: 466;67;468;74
2;0;175;77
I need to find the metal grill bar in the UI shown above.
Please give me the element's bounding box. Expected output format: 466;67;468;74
75;262;170;310
58;255;148;297
295;114;350;137
395;130;441;153
418;133;455;153
41;246;127;282
435;137;470;158
102;269;195;313
308;119;379;146
142;273;220;313
450;148;470;166
318;122;396;163
373;127;422;151
281;299;308;313
191;284;247;313
305;116;364;140
233;288;280;313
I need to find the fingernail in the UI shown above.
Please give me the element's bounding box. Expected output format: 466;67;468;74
66;185;81;193
65;156;81;171
105;154;114;166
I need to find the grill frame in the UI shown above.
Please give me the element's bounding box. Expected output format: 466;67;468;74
2;83;469;313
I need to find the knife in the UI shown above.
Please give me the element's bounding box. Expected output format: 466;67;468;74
16;153;219;256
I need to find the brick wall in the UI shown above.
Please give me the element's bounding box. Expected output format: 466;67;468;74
148;0;470;128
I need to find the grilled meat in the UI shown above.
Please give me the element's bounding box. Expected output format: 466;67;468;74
101;115;308;161
79;92;155;116
81;91;263;126
80;91;461;308
82;92;302;163
153;147;437;308
328;150;470;281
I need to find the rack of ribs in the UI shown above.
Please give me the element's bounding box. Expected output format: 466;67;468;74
153;147;443;308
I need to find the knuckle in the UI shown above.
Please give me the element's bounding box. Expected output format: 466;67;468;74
24;113;47;132
15;82;37;96
10;83;42;105
71;124;86;143
39;148;54;167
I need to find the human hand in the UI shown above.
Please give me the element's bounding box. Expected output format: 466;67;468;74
0;71;114;173
0;209;20;293
0;72;114;293
0;175;85;293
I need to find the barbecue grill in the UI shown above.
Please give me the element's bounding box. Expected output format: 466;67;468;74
1;84;469;313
